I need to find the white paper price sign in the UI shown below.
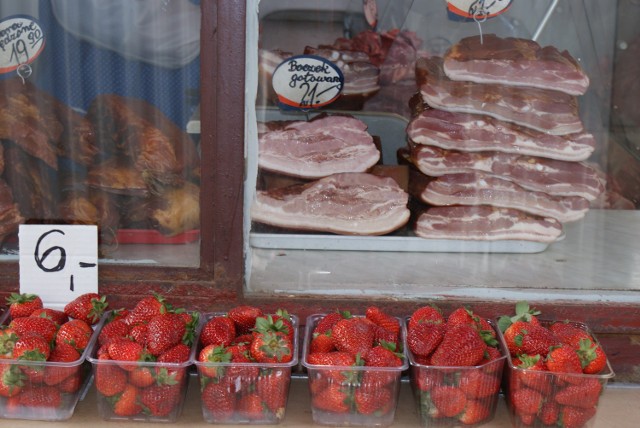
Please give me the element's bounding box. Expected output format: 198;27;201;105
0;15;45;74
19;225;98;305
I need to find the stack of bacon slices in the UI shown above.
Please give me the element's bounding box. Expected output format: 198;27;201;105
407;34;603;243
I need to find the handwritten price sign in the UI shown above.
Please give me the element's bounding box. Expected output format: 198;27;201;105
272;54;344;110
19;225;98;306
0;15;45;74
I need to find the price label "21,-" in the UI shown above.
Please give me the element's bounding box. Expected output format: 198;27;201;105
19;225;98;306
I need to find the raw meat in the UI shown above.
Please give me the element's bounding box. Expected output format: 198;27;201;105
443;34;590;95
410;145;604;201
416;57;584;135
415;205;563;243
419;172;590;223
258;114;380;179
406;109;595;162
251;172;410;235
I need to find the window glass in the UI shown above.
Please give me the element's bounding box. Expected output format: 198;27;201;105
245;0;640;299
0;0;201;267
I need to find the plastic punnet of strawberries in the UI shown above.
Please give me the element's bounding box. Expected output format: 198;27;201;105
0;292;107;420
195;305;298;424
302;307;408;427
497;301;614;428
405;304;506;427
87;293;200;422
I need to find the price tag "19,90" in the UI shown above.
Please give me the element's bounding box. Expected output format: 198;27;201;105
0;15;45;75
19;224;98;306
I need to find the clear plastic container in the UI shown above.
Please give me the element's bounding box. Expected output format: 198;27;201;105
86;312;199;423
0;310;99;421
302;314;408;427
407;318;507;427
497;320;615;428
193;312;299;424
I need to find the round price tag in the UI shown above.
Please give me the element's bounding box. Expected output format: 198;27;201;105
272;54;344;110
0;15;45;74
447;0;513;21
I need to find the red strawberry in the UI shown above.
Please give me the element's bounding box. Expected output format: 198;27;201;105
539;400;560;425
511;387;543;416
408;305;444;331
124;294;167;326
362;344;403;386
513;354;552;394
129;366;156;388
430;324;486;367
497;301;542;333
112;384;142;416
517;324;560;358
306;351;357;384
30;308;69;326
44;342;81;385
0;364;25;397
254;312;294;342
129;323;148;345
64;292;108;325
202;381;235;421
458;399;491;425
546;344;582;374
156;343;191;382
140;384;182;416
458;370;501;399
430;385;467;417
200;316;236;347
555;378;602;408
502;320;530;356
108;339;148;370
13;333;50;361
238;393;264;420
97;318;130;347
250;331;293;363
58;373;83;393
198;344;231;378
446;307;477;328
18;386;62;408
576;338;607;374
312;383;350;413
6;293;43;319
145;312;187;356
256;371;289;414
560;405;597;428
228;305;264;335
0;327;18;359
55;319;93;352
549;321;592;348
355;383;392;415
310;333;335;353
314;311;349;334
413;367;443;392
365;306;400;337
407;322;445;357
332;317;375;357
10;316;58;343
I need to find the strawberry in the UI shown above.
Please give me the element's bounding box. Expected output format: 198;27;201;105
140;383;181;416
516;324;560;358
108;339;149;370
413;367;443;392
0;364;25;397
502;320;530;356
539;400;560;425
513;354;552;394
332;317;375;357
254;313;294;342
408;305;444;331
129;366;156;388
314;310;349;334
511;387;543;416
0;327;18;359
362;344;403;386
555;378;602;408
55;319;93;352
250;331;293;363
129;323;148;345
228;305;264;335
546;344;582;374
13;333;50;361
430;385;468;417
549;321;592;348
64;292;108;325
124;294;167;326
112;384;142;416
10;316;58;343
365;306;400;337
306;351;357;384
58;373;83;393
237;393;264;420
312;383;350;413
458;399;491;425
199;315;236;347
576;338;607;374
407;322;445;357
560;405;597;428
30;308;69;326
310;332;335;353
145;312;187;356
18;385;62;408
156;343;191;382
44;341;81;385
198;344;232;378
355;383;392;415
201;381;235;421
6;293;43;319
256;372;289;413
446;307;477;328
497;300;542;333
430;324;486;367
458;370;501;399
97;318;130;347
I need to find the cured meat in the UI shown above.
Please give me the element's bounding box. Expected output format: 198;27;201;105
86;158;150;196
258;114;380;179
251;172;410;235
443;34;589;96
0;178;24;244
420;172;589;223
407;109;595;162
410;145;604;201
416;57;583;135
415;205;562;243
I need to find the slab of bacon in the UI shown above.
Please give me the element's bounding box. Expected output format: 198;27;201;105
416;57;583;135
410;145;604;201
443;34;590;96
419;172;590;223
415;205;563;243
251;172;410;235
407;109;595;162
258;114;380;179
